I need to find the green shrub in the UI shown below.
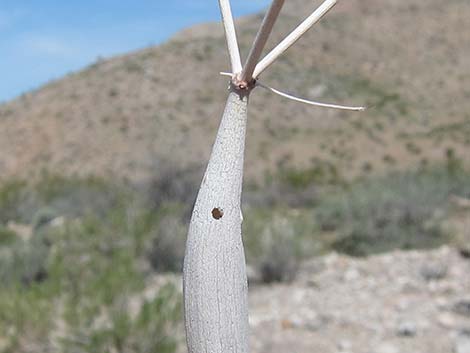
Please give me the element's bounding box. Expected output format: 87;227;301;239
316;166;470;256
445;147;463;175
0;174;120;225
0;226;17;246
63;284;181;353
0;233;50;286
147;213;187;273
256;217;300;283
243;209;320;283
32;207;58;231
0;180;27;224
280;160;341;189
49;207;182;353
144;162;202;209
0;194;182;353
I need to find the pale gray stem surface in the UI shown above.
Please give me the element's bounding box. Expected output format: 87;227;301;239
183;87;250;353
240;0;285;83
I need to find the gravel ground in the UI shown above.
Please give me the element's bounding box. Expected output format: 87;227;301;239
248;247;470;353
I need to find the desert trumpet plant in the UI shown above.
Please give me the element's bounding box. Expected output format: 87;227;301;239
183;1;363;352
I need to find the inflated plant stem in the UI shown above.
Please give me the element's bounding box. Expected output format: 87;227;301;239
253;0;338;79
183;83;252;353
183;1;362;353
240;0;285;83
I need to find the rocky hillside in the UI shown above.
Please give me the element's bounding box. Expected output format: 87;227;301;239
0;0;469;184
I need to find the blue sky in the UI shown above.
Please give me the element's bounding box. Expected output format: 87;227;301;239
0;0;270;103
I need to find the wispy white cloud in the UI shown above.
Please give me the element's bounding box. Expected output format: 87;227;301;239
18;35;80;58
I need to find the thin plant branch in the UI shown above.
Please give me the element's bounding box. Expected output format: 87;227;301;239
253;0;337;79
220;72;365;111
220;72;235;78
257;81;365;111
218;0;243;73
240;0;285;83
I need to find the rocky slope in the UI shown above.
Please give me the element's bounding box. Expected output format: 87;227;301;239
248;246;470;353
0;0;469;184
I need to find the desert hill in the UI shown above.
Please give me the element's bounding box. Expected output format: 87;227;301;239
0;0;469;184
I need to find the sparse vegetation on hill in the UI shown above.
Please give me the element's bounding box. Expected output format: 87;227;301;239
0;164;470;352
1;164;469;351
1;161;469;351
0;178;182;353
